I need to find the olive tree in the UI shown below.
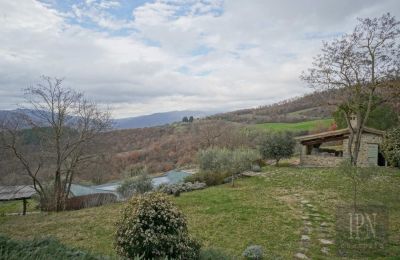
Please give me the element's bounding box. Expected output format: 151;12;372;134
301;13;400;165
259;132;295;166
0;76;111;211
197;147;260;187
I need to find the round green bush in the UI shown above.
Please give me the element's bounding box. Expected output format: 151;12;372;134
115;192;200;259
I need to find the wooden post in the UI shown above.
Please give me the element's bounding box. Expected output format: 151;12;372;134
22;198;27;216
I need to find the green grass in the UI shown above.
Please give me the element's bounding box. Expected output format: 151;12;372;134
0;235;104;260
287;107;319;116
0;200;38;216
0;166;399;259
254;118;333;132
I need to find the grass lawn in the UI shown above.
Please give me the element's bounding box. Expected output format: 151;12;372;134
0;200;38;216
254;118;334;132
0;166;399;259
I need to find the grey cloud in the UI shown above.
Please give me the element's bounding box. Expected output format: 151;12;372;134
0;0;399;116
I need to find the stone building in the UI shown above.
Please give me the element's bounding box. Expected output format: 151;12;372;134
295;127;386;167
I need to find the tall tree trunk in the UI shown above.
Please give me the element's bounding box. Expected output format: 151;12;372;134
54;170;63;211
22;198;27;216
352;130;363;166
353;176;357;210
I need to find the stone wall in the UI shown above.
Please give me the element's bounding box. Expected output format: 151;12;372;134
300;154;345;167
343;133;383;167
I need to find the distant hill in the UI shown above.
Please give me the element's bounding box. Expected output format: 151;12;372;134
0;109;49;127
113;110;215;129
211;91;336;124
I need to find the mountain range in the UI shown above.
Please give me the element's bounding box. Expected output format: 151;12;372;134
112;110;215;129
0;109;215;129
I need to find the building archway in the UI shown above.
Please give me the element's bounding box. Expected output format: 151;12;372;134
378;151;386;166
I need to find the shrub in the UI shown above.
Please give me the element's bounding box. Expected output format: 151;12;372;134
117;172;153;199
196;148;261;186
259;132;295;166
157;182;207;195
31;182;55;211
230;149;261;175
198;148;232;173
242;245;264;260
185;171;230;186
115;192;200;259
0;235;104;260
199;248;231;260
382;127;400;167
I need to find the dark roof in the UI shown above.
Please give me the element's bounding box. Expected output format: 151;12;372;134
295;127;385;142
0;185;36;201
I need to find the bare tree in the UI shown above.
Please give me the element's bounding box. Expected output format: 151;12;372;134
301;13;400;165
194;120;228;148
0;76;111;211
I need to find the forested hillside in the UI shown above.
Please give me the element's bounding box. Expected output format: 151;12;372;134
211;82;400;124
211;91;336;124
2;84;399;186
0;120;259;185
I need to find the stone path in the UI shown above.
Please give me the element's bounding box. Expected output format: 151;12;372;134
294;195;334;259
4;211;41;216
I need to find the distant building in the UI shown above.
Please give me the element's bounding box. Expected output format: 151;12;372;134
0;185;36;215
295;126;386;167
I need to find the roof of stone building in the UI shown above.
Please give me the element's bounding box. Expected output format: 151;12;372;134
295;127;385;142
0;185;36;201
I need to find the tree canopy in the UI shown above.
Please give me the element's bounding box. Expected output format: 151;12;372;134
333;103;399;130
259;132;295;166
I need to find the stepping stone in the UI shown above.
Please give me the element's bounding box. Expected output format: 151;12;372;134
318;233;332;239
303;226;312;234
301;235;311;241
299;247;308;253
295;253;309;259
321;247;330;255
300;200;309;204
320;228;329;234
320;222;329;227
319;239;334;245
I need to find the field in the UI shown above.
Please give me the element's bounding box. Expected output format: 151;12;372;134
255;119;334;132
0;166;399;259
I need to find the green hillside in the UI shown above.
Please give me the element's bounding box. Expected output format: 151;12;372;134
255;119;334;132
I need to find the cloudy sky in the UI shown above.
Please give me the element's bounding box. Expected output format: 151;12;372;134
1;0;399;118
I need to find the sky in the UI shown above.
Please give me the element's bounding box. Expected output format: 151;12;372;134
1;0;399;118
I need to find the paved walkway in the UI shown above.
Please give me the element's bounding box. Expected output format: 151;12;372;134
294;195;335;259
